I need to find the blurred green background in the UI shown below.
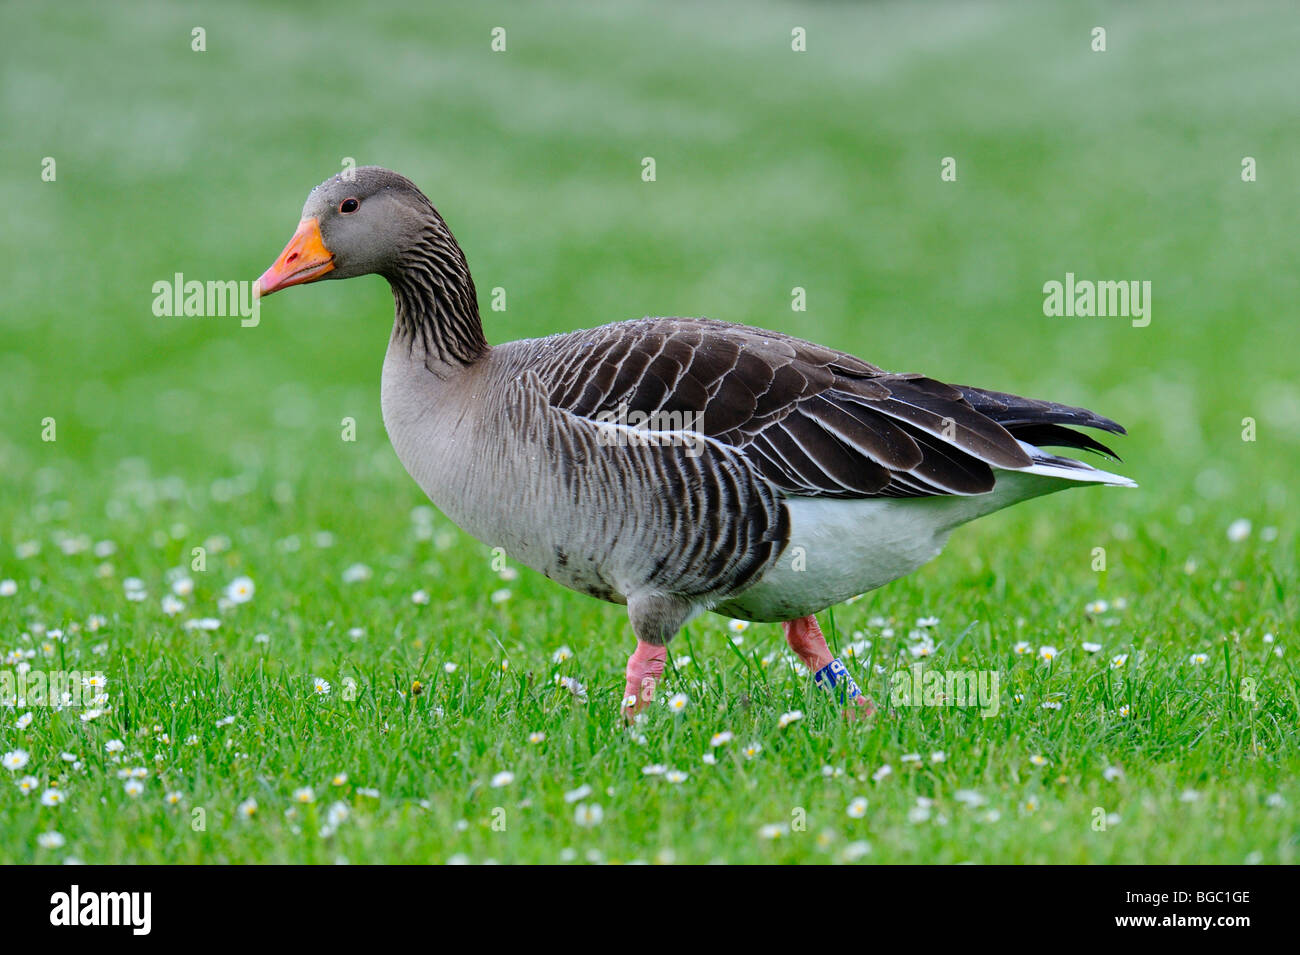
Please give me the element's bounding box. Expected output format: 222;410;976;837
1;0;1297;863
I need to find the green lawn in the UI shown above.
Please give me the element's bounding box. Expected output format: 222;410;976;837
1;0;1296;863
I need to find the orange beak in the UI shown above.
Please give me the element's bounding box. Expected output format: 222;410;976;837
256;217;335;296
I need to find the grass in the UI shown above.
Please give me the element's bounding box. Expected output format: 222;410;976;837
1;0;1296;863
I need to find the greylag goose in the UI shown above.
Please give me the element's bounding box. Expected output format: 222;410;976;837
256;167;1135;720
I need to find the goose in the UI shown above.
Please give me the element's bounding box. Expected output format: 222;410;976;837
256;167;1136;720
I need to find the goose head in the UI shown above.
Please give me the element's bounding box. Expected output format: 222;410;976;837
257;166;441;295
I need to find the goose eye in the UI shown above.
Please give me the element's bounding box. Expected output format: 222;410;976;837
339;198;360;214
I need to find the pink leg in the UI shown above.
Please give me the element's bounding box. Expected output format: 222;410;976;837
783;615;875;716
622;640;667;720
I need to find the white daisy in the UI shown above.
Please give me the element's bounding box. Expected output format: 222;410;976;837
777;710;803;729
3;750;30;771
225;576;255;603
1226;518;1251;542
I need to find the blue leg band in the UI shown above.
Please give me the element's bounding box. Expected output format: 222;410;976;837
814;657;863;703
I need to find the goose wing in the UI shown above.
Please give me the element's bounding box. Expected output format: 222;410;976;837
515;317;1124;499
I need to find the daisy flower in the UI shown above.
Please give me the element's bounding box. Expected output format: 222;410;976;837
3;750;30;771
105;739;125;754
40;788;64;806
665;770;688;784
164;791;183;806
847;797;868;818
237;797;258;818
1189;653;1209;665
743;742;763;760
1110;653;1129;669
1029;754;1048;767
15;712;33;730
341;563;371;583
574;803;604;827
871;764;892;782
1226;518;1251;542
292;787;316;804
558;676;588;701
331;773;349;786
37;832;65;849
777;710;803;729
16;775;39;794
564;785;592;804
842;841;872;861
1038;645;1059;662
1013;641;1032;655
489;771;514;788
1082;642;1102;653
551;646;573;664
411;589;430;605
727;619;749;634
667;693;688;714
758;823;786;840
313;677;332;695
641;764;667;776
710;731;733;748
528;732;546;744
1085;599;1109;615
124;780;143;797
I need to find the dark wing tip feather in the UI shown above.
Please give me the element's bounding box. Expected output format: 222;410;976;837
955;385;1127;437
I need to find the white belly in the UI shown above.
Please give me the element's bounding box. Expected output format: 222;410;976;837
716;471;1063;622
